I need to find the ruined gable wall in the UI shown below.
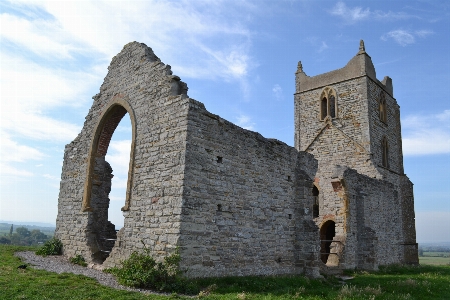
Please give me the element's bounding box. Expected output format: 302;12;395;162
56;42;190;266
178;100;320;277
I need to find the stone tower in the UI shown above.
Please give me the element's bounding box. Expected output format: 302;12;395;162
294;40;418;269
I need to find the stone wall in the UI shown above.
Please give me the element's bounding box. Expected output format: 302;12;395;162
367;78;404;175
56;42;191;266
342;169;404;269
179;100;321;277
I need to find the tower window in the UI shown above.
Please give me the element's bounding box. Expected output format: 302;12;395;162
321;98;328;120
381;137;389;168
319;87;338;120
329;95;336;118
379;93;387;123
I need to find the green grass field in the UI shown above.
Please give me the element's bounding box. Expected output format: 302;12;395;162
419;256;450;266
2;245;450;299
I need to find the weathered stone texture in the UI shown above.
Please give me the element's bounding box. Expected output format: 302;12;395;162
179;101;319;277
294;40;418;269
56;40;417;277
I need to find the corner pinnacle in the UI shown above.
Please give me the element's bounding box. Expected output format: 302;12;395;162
358;40;366;54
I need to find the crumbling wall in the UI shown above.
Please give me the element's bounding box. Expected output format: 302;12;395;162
179;100;320;277
343;169;404;269
88;156;117;262
56;42;190;266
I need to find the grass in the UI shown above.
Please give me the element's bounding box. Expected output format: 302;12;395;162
2;244;450;299
420;256;450;265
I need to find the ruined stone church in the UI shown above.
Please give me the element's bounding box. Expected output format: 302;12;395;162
55;40;418;277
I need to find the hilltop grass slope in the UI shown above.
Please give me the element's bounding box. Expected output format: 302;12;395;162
1;245;449;299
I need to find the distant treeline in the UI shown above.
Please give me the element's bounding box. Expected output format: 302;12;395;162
418;245;450;257
0;224;55;246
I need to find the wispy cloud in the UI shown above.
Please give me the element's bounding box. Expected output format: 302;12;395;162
3;0;255;82
43;174;58;180
381;29;434;46
381;30;415;46
330;2;370;22
105;140;132;189
318;41;328;53
0;133;44;177
0;0;259;182
330;2;417;23
235;114;256;131
305;37;329;53
415;30;434;38
402;110;450;155
272;84;283;101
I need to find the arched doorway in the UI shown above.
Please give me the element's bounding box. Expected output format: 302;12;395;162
320;220;336;264
82;98;136;263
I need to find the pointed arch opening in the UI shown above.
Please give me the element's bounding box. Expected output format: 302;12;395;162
319;87;338;120
82;95;136;263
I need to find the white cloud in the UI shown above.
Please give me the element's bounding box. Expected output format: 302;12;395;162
0;163;33;177
0;13;82;59
381;29;434;46
105;140;132;171
415;30;434;38
330;2;370;22
0;133;44;163
381;29;415;46
318;41;328;53
402;110;450;155
235;114;256;131
0;52;93;142
43;174;58;180
330;2;416;23
272;84;283;101
0;133;44;179
4;0;255;82
416;211;450;243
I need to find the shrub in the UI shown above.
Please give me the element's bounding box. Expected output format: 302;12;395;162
35;238;63;256
70;254;87;267
105;247;198;294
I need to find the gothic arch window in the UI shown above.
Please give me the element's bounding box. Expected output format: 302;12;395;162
320;87;338;120
381;136;389;168
379;92;387;123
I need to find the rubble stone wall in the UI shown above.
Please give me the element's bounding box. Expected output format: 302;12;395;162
56;42;190;266
179;100;321;277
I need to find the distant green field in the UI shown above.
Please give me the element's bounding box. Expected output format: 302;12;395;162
420;256;450;265
422;252;450;257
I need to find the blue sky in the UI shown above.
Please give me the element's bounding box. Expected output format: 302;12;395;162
0;0;449;243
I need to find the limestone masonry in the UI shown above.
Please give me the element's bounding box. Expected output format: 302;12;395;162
56;40;418;277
